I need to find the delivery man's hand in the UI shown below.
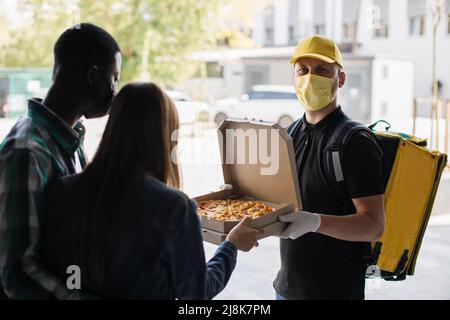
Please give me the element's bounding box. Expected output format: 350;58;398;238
226;216;264;252
277;211;321;240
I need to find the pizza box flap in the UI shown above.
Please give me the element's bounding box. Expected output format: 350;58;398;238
217;118;302;210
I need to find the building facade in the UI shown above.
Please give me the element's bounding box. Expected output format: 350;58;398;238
250;0;450;99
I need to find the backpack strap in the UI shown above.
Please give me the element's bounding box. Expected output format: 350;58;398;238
286;118;303;137
288;116;378;200
323;118;378;200
324;118;381;271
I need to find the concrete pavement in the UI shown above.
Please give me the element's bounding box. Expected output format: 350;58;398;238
203;222;450;300
1;117;449;300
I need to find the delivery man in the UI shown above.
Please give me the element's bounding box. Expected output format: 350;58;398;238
274;35;386;300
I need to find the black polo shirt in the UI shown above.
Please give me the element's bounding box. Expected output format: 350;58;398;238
273;106;384;300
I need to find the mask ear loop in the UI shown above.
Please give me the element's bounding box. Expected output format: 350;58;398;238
331;72;342;98
336;72;343;88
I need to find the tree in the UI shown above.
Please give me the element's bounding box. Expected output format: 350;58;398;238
0;0;223;86
0;0;79;68
427;0;445;148
0;14;10;55
215;0;258;48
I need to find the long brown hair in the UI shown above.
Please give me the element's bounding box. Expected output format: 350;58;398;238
65;82;181;294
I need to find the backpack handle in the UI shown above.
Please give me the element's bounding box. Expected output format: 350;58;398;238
368;120;391;132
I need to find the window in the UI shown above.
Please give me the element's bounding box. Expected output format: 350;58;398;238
245;28;253;39
193;62;223;78
447;0;450;33
265;28;274;46
343;22;357;39
448;13;450;34
288;0;300;45
373;0;389;38
409;16;425;35
342;0;360;40
447;0;450;34
380;101;388;117
264;5;275;46
346;73;362;88
248;91;297;100
206;62;223;78
263;92;297;100
314;24;326;35
374;23;389;37
313;0;326;35
382;65;389;79
288;26;296;43
408;0;426;36
248;91;265;100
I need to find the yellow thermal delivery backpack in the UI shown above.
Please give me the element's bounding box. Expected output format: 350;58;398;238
368;123;447;280
317;119;448;281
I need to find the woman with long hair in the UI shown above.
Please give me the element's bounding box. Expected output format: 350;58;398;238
40;82;261;299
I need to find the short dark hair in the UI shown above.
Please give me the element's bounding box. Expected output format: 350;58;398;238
53;23;120;80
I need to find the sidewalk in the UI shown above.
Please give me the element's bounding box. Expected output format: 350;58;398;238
204;221;450;300
1;117;449;300
175;127;450;300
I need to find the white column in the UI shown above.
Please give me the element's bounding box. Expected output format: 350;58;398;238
325;0;343;42
275;0;289;46
356;0;374;46
251;4;265;46
390;0;408;41
299;0;314;38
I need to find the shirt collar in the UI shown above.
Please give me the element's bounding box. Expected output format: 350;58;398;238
27;98;86;155
300;106;346;134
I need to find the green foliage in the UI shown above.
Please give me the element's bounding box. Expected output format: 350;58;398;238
0;0;222;86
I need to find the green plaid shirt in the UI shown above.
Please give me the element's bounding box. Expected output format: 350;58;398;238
0;98;89;299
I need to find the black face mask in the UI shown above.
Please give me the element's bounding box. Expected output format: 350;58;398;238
84;72;116;119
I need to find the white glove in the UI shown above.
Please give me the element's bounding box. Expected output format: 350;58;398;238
278;211;321;240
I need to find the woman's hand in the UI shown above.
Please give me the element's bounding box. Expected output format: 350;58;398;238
226;217;264;252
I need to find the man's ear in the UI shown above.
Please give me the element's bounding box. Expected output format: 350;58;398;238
87;66;97;87
338;71;346;88
87;66;103;95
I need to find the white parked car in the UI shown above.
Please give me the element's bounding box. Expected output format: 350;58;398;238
165;90;209;124
211;85;303;128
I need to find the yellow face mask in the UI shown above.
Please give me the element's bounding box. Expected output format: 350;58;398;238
294;73;337;111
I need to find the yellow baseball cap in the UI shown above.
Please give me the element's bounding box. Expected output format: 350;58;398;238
290;35;344;69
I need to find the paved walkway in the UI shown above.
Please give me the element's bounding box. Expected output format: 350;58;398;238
203;221;450;300
1;117;449;300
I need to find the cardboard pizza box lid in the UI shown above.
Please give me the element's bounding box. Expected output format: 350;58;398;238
217;118;302;210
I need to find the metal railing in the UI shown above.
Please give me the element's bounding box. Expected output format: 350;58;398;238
413;97;450;155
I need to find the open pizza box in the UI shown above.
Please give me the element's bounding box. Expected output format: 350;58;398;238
193;118;302;245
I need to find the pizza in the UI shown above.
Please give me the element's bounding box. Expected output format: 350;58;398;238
197;199;275;221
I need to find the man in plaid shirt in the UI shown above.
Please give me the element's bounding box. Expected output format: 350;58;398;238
0;23;121;299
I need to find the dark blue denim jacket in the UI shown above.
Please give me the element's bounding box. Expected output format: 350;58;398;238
40;174;237;299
